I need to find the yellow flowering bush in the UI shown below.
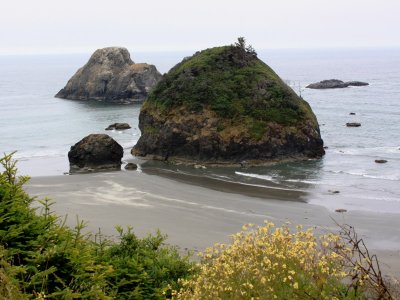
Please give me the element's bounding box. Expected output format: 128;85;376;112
173;222;358;299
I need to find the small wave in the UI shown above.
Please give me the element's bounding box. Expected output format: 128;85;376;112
285;179;324;185
362;174;400;181
212;174;232;180
235;171;276;182
159;169;300;192
13;150;66;160
332;146;400;157
329;170;400;181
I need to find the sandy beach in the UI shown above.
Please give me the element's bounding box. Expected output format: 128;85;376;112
26;169;400;277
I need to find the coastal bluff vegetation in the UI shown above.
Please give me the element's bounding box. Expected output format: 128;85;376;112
133;38;325;165
55;47;162;104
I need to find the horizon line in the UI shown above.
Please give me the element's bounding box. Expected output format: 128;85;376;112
0;45;400;57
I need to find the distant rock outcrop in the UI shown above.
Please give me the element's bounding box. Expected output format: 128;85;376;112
306;79;369;89
346;122;361;127
68;134;123;172
132;39;325;165
105;123;131;130
55;47;162;103
375;159;387;164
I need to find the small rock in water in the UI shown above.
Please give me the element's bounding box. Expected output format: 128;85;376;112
329;190;340;194
306;79;368;89
323;146;329;149
335;208;347;213
105;123;131;130
125;162;138;170
68;134;123;173
375;159;387;164
346;122;361;127
349;112;356;115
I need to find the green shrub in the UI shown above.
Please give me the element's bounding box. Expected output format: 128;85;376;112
0;153;192;299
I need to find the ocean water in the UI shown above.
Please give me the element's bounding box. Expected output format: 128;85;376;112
0;48;399;213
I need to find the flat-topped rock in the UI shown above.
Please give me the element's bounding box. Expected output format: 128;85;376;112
306;79;369;89
346;81;369;87
55;47;162;103
346;122;361;127
105;123;131;130
375;159;387;164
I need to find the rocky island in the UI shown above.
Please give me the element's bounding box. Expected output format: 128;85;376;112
306;79;369;89
132;39;325;165
55;47;162;103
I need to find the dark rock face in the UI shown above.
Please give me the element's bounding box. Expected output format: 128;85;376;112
68;134;123;172
132;42;325;165
346;81;369;87
346;122;361;127
105;123;131;130
375;159;387;164
133;111;324;164
306;79;369;89
55;47;162;103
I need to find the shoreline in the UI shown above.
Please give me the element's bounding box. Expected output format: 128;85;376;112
26;170;400;277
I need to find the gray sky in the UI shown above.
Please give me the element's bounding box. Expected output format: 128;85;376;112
1;0;399;54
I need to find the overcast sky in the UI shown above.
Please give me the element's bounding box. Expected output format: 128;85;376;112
1;0;399;54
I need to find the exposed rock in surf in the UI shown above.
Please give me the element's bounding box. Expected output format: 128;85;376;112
306;79;369;89
375;159;387;164
124;162;138;170
346;81;369;87
329;190;340;194
55;47;162;103
105;123;131;130
68;134;123;172
346;122;361;127
132;39;325;165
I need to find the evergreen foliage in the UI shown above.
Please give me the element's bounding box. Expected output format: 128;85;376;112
0;153;192;299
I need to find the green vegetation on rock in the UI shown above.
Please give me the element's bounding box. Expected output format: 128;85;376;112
146;38;313;126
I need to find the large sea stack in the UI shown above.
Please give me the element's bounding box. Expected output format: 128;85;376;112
132;39;325;165
55;47;162;103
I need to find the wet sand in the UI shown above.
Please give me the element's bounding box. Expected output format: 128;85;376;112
26;170;400;276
